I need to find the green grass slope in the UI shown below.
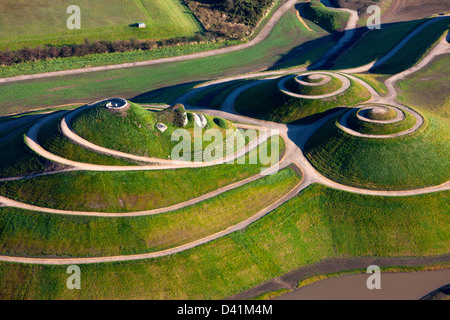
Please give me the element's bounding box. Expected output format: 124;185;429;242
0;185;447;299
302;1;350;33
235;77;371;123
0;0;203;50
305;113;450;190
0;167;301;257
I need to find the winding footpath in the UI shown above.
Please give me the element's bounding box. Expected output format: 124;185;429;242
0;2;449;265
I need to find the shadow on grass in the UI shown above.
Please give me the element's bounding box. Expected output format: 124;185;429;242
130;81;203;105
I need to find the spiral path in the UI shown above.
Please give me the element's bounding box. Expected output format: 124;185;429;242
0;2;449;265
337;102;423;139
278;71;351;99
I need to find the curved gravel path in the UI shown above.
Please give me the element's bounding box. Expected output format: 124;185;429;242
0;2;449;265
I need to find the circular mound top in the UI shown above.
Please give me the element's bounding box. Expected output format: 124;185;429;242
281;72;346;98
364;106;397;121
296;74;332;86
104;98;128;110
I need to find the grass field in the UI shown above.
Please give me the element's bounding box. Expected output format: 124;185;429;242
305;113;450;190
0;8;330;116
0;0;203;51
396;54;450;118
332;18;426;70
0;42;239;79
0;167;301;257
372;17;450;74
0;184;447;299
234;77;371;123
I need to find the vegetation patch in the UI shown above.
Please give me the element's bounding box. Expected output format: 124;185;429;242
185;0;276;39
305;113;450;190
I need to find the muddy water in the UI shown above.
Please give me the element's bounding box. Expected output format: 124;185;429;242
274;270;450;300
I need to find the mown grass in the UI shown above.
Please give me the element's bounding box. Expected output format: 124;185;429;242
0;184;447;299
396;54;450;119
235;77;371;123
305;112;450;190
332;18;426;70
346;109;417;135
0;9;329;116
372;17;450;74
284;74;342;95
0;166;300;257
0;135;285;213
0;0;203;51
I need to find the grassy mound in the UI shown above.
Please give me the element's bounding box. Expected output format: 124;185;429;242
0;185;447;299
0;135;285;213
305;113;450;190
302;1;350;33
70;102;236;159
284;74;343;96
235;77;371;124
366;107;397;121
38;113;140;166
